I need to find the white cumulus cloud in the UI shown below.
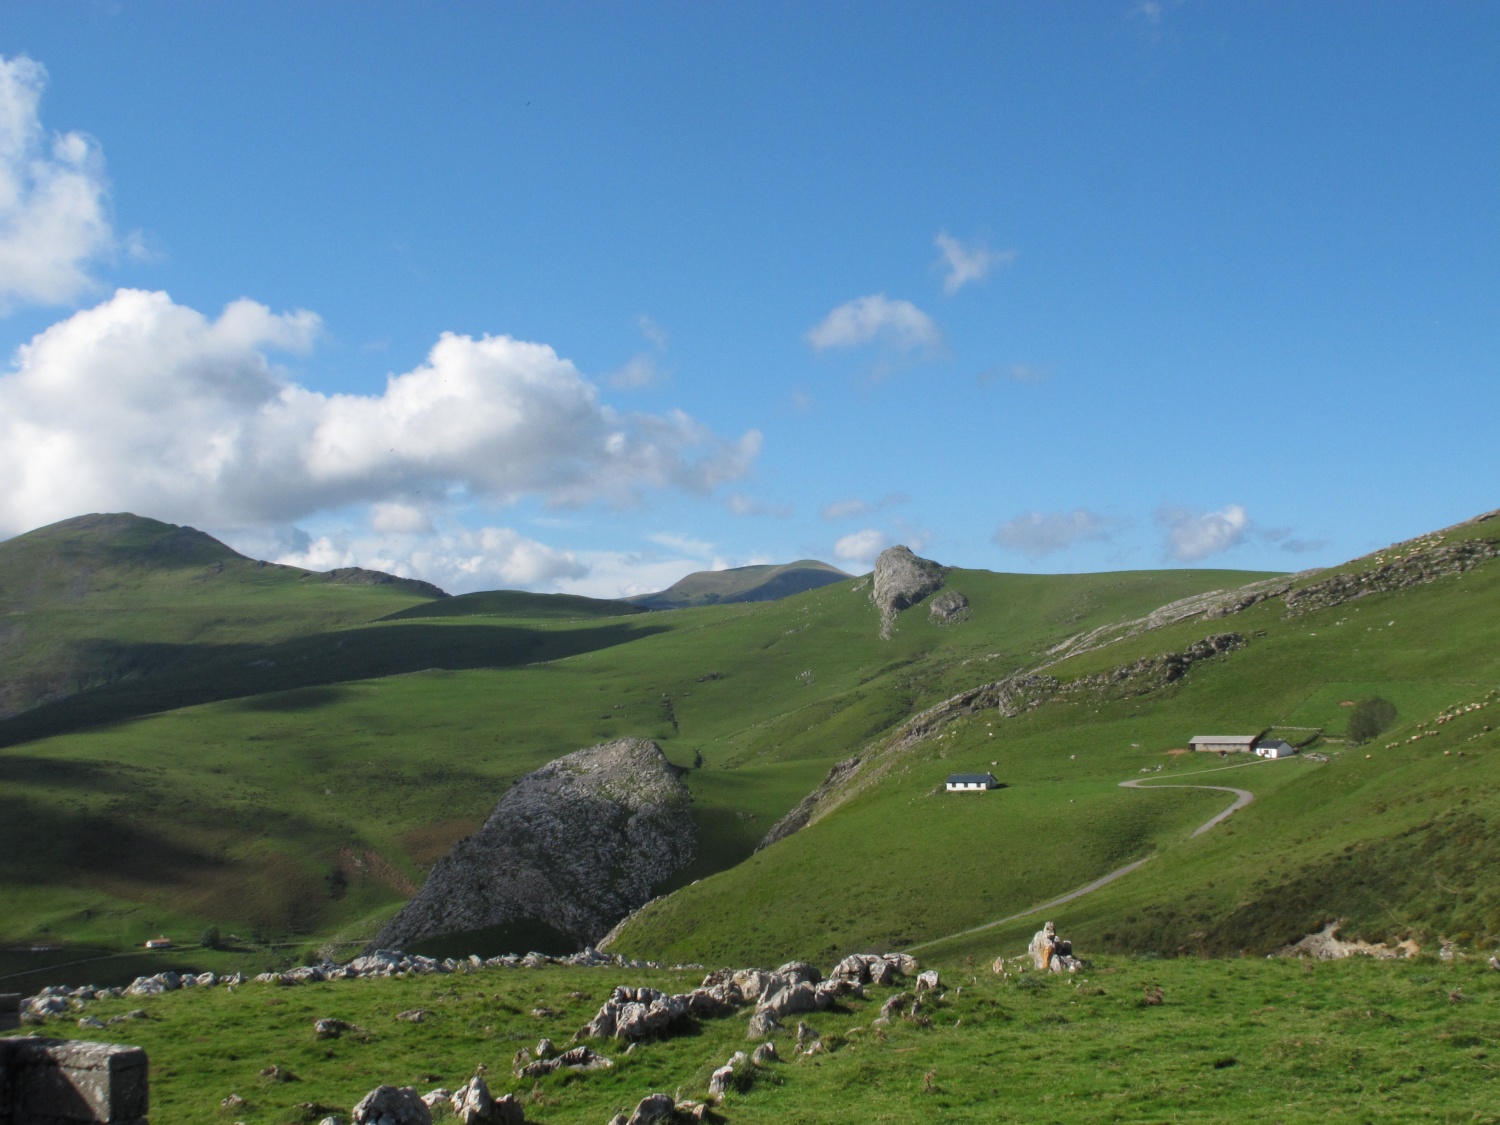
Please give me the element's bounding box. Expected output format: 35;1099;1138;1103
271;524;587;594
0;55;116;311
0;288;761;537
1156;503;1250;563
806;294;940;353
834;528;890;568
934;232;1015;295
994;509;1121;558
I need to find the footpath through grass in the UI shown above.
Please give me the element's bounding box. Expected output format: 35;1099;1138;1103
18;955;1500;1124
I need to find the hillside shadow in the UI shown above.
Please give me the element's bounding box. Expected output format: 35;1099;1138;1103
0;620;666;748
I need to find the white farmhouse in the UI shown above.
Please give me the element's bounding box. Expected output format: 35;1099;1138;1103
1254;739;1298;759
946;772;1000;792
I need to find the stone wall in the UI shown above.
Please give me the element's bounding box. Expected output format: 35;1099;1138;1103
0;1037;147;1125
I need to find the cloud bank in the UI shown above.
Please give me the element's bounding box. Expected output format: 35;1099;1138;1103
0;56;115;311
0;288;761;538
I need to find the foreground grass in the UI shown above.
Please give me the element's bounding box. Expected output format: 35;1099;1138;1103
18;956;1500;1124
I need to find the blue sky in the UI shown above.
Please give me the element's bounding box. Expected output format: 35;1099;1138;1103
0;2;1495;595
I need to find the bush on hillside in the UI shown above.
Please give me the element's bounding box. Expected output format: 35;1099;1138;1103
199;925;221;949
1348;697;1398;743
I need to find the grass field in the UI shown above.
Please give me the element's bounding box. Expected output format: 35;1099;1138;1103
1;510;1269;982
5;506;1499;1010
17;953;1500;1124
608;515;1500;966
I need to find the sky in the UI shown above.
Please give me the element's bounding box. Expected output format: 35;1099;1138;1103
0;2;1496;597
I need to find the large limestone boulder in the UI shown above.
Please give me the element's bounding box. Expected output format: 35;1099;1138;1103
374;738;695;951
871;546;945;638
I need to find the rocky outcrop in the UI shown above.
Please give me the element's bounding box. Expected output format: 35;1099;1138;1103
374;738;695;951
928;590;970;626
1284;537;1500;616
871;546;945;638
1275;920;1419;960
576;954;912;1046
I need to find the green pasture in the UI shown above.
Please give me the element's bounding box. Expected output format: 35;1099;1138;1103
16;954;1500;1124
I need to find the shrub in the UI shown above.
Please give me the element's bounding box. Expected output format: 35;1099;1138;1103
199;925;221;949
1348;697;1398;743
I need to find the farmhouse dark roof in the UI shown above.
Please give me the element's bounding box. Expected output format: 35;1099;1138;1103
946;773;997;784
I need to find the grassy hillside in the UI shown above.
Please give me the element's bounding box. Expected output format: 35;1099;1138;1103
0;513;444;720
626;560;849;609
0;543;1261;986
609;511;1500;967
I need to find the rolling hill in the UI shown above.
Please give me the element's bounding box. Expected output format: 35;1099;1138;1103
625;559;850;609
3;505;1499;1006
0;512;1266;986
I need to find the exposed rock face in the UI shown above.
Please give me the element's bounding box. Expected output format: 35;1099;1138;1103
374;738;695;951
1283;537;1499;616
871;545;945;638
928;590;970;626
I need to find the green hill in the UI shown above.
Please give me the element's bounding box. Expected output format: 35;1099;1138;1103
379;588;645;622
608;509;1500;967
0;531;1260;984
0;513;446;721
626;559;850;609
7;503;1500;1005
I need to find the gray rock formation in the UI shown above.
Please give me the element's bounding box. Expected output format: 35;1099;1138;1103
928;590;970;626
352;1085;431;1125
871;545;945;638
374;738;695;951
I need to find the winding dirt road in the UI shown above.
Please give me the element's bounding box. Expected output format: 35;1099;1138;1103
905;759;1271;954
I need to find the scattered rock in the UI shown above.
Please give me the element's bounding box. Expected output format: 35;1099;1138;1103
708;1051;751;1097
625;1093;677;1125
420;1090;451;1109
316;1018;356;1039
375;739;697;951
871;546;946;639
222;1094;246;1110
1275;920;1420;960
260;1064;297;1082
396;1009;431;1023
928;590;970;626
751;1041;777;1065
449;1076;524;1125
915;969;941;993
515;1044;612;1078
1029;921;1083;972
352;1085;432;1125
746;1009;780;1039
